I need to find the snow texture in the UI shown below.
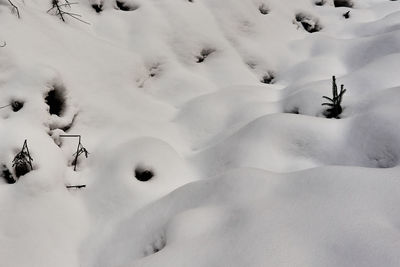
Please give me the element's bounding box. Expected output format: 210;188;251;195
1;0;400;266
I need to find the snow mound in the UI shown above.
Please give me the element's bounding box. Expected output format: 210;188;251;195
1;0;400;266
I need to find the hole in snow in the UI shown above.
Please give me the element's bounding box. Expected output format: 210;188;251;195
295;13;322;33
196;48;216;63
92;4;103;13
135;166;154;182
334;0;353;8
343;11;350;19
144;233;166;256
315;0;326;6
116;0;139;11
1;164;16;184
11;100;24;112
45;84;66;116
261;72;275;84
259;3;269;15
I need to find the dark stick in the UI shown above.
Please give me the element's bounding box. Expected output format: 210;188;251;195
7;0;20;18
23;140;33;170
59;135;88;171
66;184;86;189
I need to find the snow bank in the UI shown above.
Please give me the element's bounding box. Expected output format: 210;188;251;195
1;0;400;266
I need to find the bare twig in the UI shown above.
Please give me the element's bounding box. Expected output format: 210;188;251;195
59;135;89;171
47;0;89;24
7;0;20;18
0;103;11;109
12;140;33;177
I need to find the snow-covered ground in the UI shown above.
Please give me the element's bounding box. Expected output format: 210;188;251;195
1;0;400;266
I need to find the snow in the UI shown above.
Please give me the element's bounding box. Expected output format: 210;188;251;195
1;0;400;266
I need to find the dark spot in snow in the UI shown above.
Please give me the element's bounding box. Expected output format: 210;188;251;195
334;0;353;8
287;107;299;114
45;85;66;116
343;11;350;19
295;13;322;33
14;162;31;178
144;233;166;256
196;48;216;63
149;63;161;78
116;0;139;11
315;0;326;6
11;100;23;112
92;4;103;13
135;166;154;182
261;72;275;84
259;3;269;15
1;164;16;184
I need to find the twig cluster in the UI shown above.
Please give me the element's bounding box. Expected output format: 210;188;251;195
47;0;89;24
12;140;33;177
322;76;346;119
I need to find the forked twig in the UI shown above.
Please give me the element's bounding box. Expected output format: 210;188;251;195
59;135;89;171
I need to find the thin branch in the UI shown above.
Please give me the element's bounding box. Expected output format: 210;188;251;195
7;0;20;18
48;0;89;24
0;103;11;109
66;184;86;189
59;135;89;171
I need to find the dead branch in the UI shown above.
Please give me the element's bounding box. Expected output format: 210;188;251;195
7;0;20;18
66;184;86;189
47;0;89;24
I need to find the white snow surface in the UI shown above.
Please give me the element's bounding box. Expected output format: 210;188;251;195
1;0;400;266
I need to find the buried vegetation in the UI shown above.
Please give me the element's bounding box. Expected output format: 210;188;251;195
12;140;34;178
295;13;322;33
322;76;347;119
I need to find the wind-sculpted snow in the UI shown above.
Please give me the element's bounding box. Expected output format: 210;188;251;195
0;0;400;266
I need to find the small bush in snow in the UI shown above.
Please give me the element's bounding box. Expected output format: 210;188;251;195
47;0;89;24
12;140;33;178
322;76;346;119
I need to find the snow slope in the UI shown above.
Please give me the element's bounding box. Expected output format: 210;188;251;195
1;0;400;266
